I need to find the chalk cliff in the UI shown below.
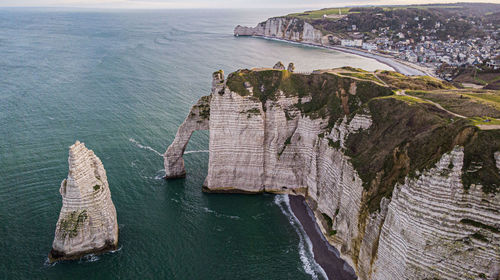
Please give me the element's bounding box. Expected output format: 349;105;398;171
49;141;118;262
234;17;324;44
164;66;500;280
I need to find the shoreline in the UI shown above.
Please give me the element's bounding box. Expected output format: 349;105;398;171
245;35;435;77
288;195;357;280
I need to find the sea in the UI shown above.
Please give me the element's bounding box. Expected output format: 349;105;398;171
0;8;391;279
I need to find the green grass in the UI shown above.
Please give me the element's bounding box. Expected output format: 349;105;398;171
381;5;462;11
195;97;211;120
469;117;500;126
463;93;500;110
287;8;351;19
338;72;381;84
286;4;463;19
406;90;500;118
340;66;368;73
376;95;431;105
377;71;454;90
328;139;341;149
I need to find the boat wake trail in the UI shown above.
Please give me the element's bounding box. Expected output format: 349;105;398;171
274;194;327;280
129;138;163;157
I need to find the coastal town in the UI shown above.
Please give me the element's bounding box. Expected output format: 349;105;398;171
286;4;500;85
334;15;500;78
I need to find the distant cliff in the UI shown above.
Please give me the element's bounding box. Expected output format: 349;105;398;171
234;17;324;44
49;141;118;262
164;65;500;280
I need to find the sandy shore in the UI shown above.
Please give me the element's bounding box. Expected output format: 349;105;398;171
289;195;357;280
253;36;434;77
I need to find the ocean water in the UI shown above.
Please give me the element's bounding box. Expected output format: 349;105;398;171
0;8;391;279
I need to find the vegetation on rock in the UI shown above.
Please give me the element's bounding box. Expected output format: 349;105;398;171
376;70;454;90
226;67;499;210
407;90;500;118
60;210;88;238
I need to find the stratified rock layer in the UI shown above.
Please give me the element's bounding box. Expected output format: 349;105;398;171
234;17;324;44
165;68;500;280
49;141;118;262
164;95;211;178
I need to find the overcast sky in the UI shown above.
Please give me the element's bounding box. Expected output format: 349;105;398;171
0;0;498;9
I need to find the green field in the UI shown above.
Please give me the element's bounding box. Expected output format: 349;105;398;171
382;5;462;11
469;117;500;126
287;4;464;20
406;90;500;118
287;8;351;19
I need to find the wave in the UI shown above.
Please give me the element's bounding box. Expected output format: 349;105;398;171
79;254;100;263
273;194;327;280
43;257;57;268
108;245;123;254
154;169;166;180
202;207;240;220
129;138;163;157
184;150;209;154
129;138;207;157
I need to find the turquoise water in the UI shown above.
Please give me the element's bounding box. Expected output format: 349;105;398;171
0;9;391;279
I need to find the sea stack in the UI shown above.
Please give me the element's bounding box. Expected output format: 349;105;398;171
49;141;118;262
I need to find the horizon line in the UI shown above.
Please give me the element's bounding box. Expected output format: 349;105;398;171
1;1;499;10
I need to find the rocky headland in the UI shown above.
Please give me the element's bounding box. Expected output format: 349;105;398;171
49;141;119;262
165;65;500;280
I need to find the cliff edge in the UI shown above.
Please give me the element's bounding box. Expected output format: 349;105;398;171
49;141;119;262
234;17;324;44
164;65;500;280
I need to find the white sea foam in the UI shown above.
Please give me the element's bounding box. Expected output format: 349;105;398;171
80;254;100;263
154;169;166;180
273;194;328;280
184;150;209;154
43;257;57;267
129;138;208;157
202;207;241;220
109;245;123;254
129;138;163;157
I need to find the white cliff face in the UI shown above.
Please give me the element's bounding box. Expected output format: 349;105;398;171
234;17;323;44
164;70;500;280
373;147;500;280
50;141;118;262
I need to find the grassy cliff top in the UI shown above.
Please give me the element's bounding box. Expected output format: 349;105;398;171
226;68;393;126
406;90;500;118
375;70;454;90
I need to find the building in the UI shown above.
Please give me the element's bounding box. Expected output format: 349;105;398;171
362;42;377;51
341;39;362;47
